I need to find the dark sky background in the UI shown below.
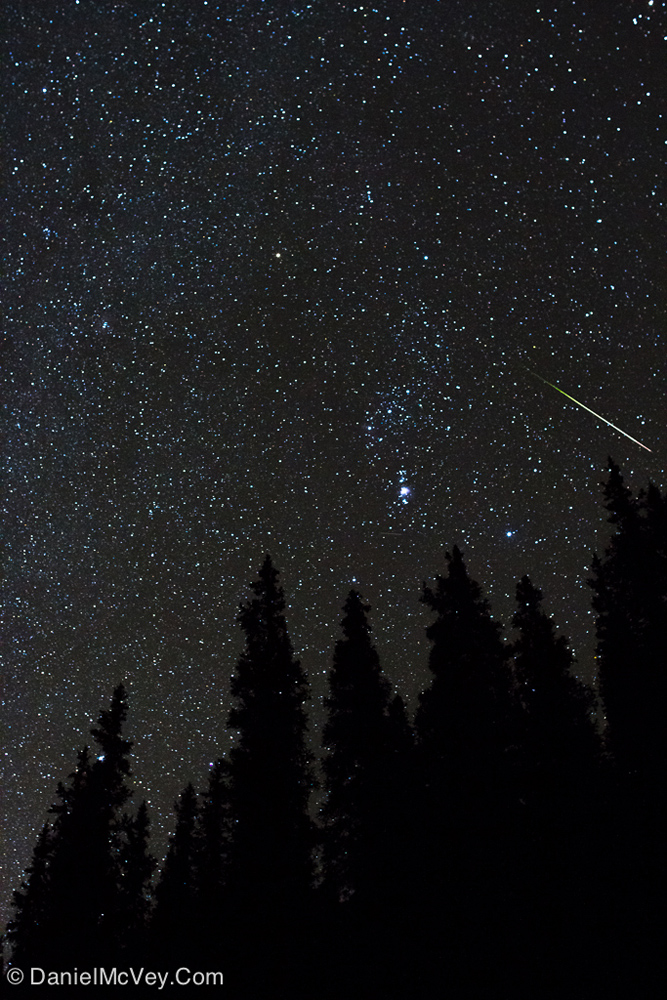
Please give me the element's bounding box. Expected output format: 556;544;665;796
2;0;664;926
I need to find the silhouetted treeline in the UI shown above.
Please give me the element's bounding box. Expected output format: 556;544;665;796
4;461;665;998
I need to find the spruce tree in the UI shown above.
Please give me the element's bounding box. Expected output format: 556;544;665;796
512;574;598;786
589;460;667;779
116;801;156;962
153;784;200;963
321;590;409;905
198;759;232;960
588;461;667;994
510;575;600;990
414;546;521;994
5;823;55;970
225;556;313;996
320;591;415;999
416;546;517;780
89;684;133;816
227;556;313;902
7;686;135;969
44;745;103;966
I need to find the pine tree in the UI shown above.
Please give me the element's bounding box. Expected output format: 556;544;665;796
6;687;134;969
116;801;156;962
45;744;104;966
589;460;667;777
384;692;417;891
414;547;521;995
321;590;409;904
320;591;416;999
153;784;200;963
588;461;667;995
415;546;517;779
510;575;600;990
198;759;232;960
227;556;313;902
512;574;598;786
5;823;55;969
225;556;314;996
90;684;133;815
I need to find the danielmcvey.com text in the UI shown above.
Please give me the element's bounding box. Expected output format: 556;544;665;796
9;967;224;988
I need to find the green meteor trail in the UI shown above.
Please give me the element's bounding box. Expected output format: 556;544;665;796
525;368;652;453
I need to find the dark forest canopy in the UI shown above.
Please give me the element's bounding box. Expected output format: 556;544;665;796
4;461;665;999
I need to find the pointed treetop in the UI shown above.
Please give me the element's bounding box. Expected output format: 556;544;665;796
255;554;281;595
513;576;560;640
340;590;373;640
135;800;150;828
90;684;132;781
602;458;637;529
258;553;279;588
417;545;510;750
515;574;542;611
237;555;289;639
511;572;596;770
91;685;130;749
230;556;308;722
323;589;392;765
449;544;466;575
421;546;492;622
176;782;198;814
512;574;574;672
327;589;387;708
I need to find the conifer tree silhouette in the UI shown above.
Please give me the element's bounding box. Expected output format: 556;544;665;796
588;461;667;995
416;546;517;781
414;546;521;994
153;783;200;964
590;460;667;778
512;574;598;787
7;686;136;969
511;575;600;991
116;800;156;962
321;590;396;903
5;823;55;970
320;590;415;998
225;556;314;996
323;590;390;899
198;759;233;961
227;556;313;899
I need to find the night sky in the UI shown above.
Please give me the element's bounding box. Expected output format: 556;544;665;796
2;0;664;926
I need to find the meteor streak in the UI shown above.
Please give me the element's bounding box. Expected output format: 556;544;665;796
524;368;652;453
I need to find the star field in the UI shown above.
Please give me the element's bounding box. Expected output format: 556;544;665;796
2;0;665;925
